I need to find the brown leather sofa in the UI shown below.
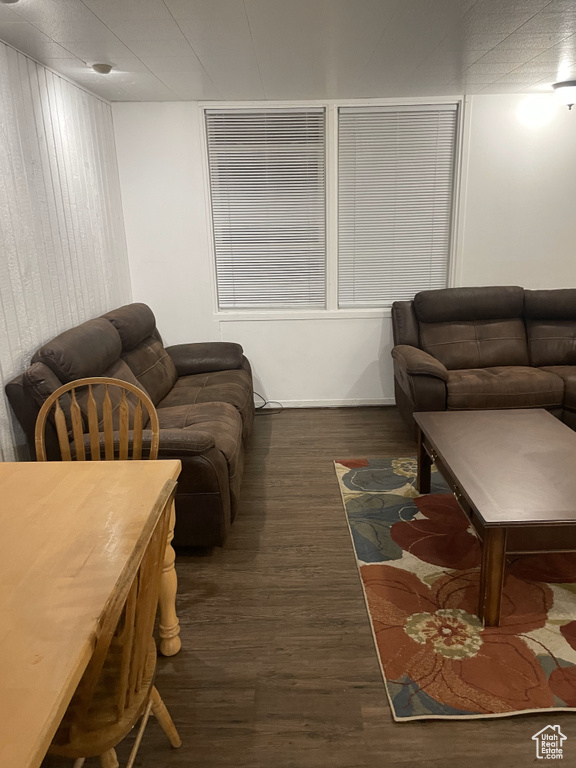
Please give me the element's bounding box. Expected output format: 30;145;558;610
5;303;254;548
392;286;576;434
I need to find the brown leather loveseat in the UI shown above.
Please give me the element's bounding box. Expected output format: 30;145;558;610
5;302;254;547
392;286;576;433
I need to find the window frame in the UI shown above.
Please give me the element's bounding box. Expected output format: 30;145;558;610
200;97;467;321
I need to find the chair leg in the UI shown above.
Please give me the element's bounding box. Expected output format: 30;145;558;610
150;685;182;748
125;698;154;768
99;749;119;768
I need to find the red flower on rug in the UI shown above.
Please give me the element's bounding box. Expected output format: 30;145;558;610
362;563;554;714
336;458;369;468
390;493;481;570
549;621;576;705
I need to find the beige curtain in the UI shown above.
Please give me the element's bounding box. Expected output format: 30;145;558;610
0;43;132;460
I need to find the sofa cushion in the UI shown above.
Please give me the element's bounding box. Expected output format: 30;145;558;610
157;402;242;481
31;318;122;382
520;289;576;367
103;303;157;351
414;286;525;323
157;368;253;417
541;366;576;411
527;321;576;367
419;319;529;370
524;289;576;321
120;337;178;406
446;367;563;410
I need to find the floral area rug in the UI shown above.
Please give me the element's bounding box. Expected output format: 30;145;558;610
334;457;576;721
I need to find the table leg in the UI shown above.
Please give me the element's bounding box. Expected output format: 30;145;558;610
158;499;181;656
479;527;507;627
417;427;432;494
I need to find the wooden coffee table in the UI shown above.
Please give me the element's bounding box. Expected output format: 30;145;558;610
414;409;576;627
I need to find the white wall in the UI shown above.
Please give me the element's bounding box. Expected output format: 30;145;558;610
112;94;576;409
112;103;217;344
458;93;576;287
0;44;131;460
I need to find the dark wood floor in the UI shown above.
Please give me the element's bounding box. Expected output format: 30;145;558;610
45;407;576;767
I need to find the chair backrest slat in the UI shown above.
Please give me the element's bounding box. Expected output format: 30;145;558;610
54;400;72;461
116;580;138;718
118;390;130;460
70;391;85;461
86;384;101;461
133;402;143;460
103;385;115;461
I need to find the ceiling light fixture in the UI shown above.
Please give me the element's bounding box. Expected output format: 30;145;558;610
552;80;576;110
0;0;21;4
91;63;113;75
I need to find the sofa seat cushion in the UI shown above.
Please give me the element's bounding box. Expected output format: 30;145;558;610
158;369;253;419
541;366;576;411
157;401;242;481
446;367;563;410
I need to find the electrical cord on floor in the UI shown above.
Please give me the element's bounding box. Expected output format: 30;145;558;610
254;391;284;415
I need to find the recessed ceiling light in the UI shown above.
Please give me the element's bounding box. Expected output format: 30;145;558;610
91;63;114;75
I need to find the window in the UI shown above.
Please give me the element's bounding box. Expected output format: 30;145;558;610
204;103;459;312
338;104;459;308
205;109;326;309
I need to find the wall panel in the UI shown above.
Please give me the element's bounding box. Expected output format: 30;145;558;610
0;43;131;460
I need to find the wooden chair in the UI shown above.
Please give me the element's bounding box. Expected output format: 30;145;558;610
48;479;181;768
34;377;181;658
34;379;182;766
34;376;160;462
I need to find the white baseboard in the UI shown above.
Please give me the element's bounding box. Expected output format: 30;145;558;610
256;397;396;409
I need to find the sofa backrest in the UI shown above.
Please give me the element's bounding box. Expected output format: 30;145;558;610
391;301;420;347
412;286;529;370
19;318;144;451
30;317;140;385
103;303;178;406
525;289;576;367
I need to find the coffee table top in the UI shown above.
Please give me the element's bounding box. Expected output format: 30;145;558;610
414;409;576;527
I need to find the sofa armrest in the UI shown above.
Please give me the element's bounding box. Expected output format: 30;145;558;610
165;342;244;376
391;345;448;381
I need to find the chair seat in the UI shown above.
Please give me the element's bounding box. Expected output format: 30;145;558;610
446;366;563;410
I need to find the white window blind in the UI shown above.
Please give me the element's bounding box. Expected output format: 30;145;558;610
206;109;326;309
338;104;458;308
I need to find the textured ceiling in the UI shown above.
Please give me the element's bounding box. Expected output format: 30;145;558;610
0;0;575;101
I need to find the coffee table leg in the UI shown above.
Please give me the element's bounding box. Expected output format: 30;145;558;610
479;527;507;627
417;427;432;494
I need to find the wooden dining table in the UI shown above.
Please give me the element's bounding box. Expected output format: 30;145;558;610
0;459;181;768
